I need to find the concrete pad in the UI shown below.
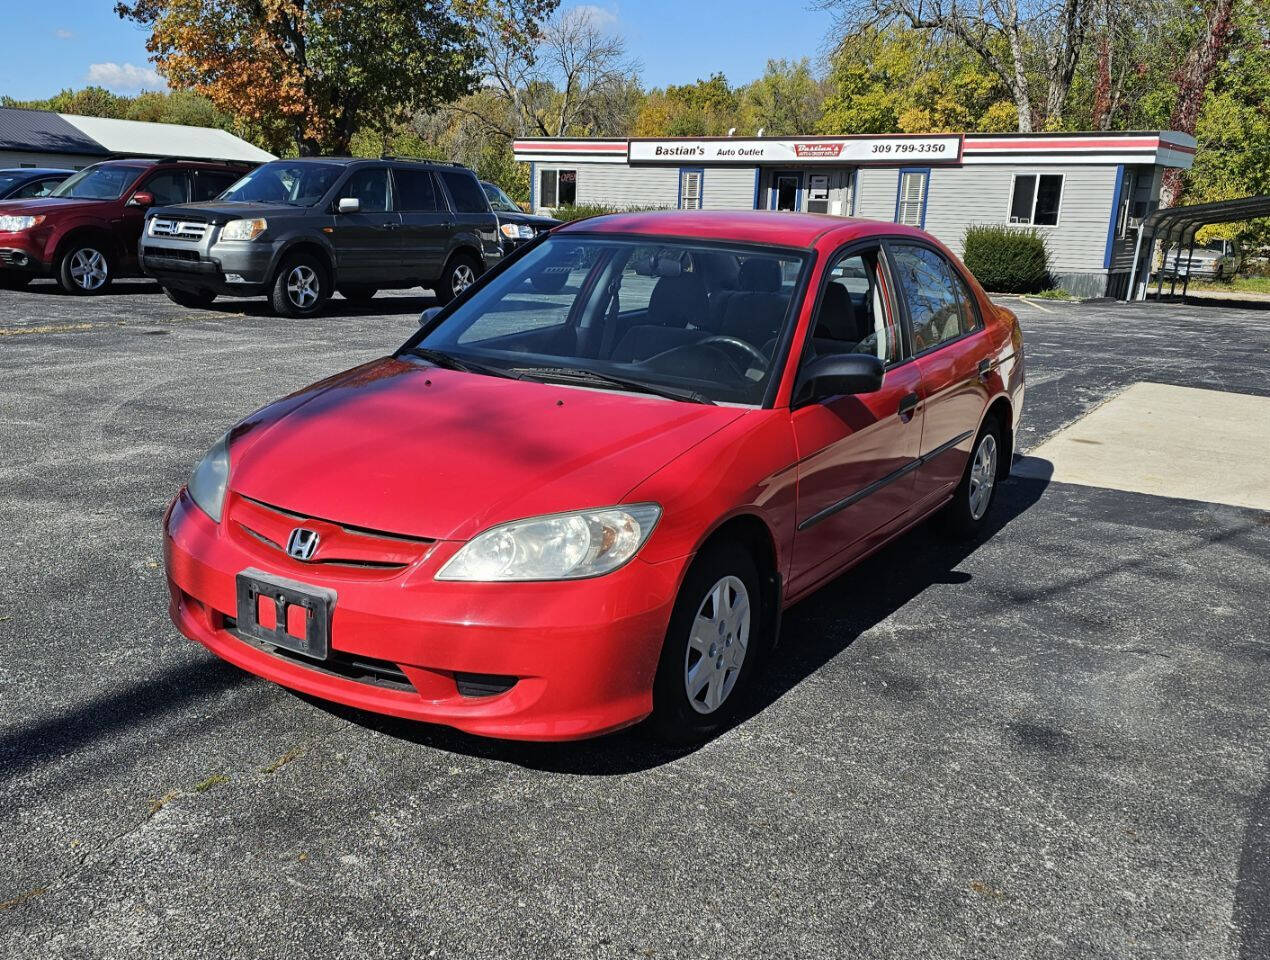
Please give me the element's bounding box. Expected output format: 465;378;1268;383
1017;381;1270;511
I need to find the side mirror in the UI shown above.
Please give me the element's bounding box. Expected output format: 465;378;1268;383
128;190;155;208
796;353;885;401
337;197;360;214
419;306;442;327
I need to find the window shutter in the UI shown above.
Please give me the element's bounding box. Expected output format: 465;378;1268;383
896;171;926;227
680;171;702;210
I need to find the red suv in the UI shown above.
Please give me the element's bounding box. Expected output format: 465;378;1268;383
0;157;251;293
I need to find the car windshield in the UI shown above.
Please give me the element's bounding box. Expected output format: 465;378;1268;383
410;235;808;406
0;174;22;193
482;183;520;213
50;164;139;200
219;161;342;206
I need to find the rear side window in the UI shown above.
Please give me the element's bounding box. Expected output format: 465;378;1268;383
192;170;240;202
339;167;391;213
438;171;489;214
143;171;189;206
395;169;439;211
889;244;976;353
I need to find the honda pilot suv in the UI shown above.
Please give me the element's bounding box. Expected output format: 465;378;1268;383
140;157;501;316
0;157;248;292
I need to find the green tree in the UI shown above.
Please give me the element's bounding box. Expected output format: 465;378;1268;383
634;74;740;137
738;59;826;136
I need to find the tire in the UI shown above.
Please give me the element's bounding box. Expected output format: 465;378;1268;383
649;541;765;745
435;252;481;305
0;273;31;290
937;416;1003;539
163;286;217;308
530;272;568;294
57;241;113;295
338;285;378;304
270;252;330;317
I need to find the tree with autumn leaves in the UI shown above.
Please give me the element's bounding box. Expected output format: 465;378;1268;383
113;0;486;156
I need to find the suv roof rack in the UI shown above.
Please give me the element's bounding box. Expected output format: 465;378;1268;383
113;156;260;167
380;154;468;168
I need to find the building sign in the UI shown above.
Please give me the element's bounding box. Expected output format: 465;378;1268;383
628;136;962;164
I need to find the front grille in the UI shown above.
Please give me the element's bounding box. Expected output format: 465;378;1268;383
148;217;209;241
142;246;202;262
227;618;414;691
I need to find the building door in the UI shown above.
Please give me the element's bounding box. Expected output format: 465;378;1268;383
770;172;801;211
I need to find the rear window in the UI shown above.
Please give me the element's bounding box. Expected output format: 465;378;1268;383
395;169;439;211
438;170;489;214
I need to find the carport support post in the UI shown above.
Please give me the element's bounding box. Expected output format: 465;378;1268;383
1182;234;1196;298
1127;226;1146;301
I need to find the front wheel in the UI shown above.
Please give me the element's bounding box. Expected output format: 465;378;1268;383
163;286;217;309
649;542;764;744
270;253;330;317
937;417;1003;539
435;252;481;305
57;243;112;295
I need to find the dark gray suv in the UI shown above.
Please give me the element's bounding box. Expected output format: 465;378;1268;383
139;157;501;316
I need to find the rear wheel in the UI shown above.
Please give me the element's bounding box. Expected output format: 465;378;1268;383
270;253;330;317
937;417;1003;539
435;252;481;304
649;542;764;744
57;242;112;295
163;286;217;309
338;285;378;304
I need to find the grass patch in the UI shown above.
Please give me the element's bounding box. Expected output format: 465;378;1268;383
0;887;46;911
262;747;303;774
1186;276;1270;296
1027;288;1075;301
194;774;229;793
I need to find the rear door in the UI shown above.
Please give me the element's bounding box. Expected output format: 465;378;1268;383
885;241;990;511
392;166;450;282
436;169;499;266
789;244;923;592
329;165;400;283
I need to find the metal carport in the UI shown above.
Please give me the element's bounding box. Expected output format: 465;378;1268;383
1125;194;1270;301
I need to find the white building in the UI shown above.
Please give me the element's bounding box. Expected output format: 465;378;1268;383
513;131;1196;298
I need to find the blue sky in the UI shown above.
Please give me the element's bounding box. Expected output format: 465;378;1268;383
1;1;826;101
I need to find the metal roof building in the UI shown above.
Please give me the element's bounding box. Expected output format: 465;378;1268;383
0;106;274;169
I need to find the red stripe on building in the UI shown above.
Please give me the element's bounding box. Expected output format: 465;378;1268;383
513;142;627;153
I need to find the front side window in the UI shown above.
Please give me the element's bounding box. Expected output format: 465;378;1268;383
1009;173;1063;226
808;249;903;365
438;171;489;214
539;169;577;209
889;244;975;353
409;236;807;406
50;164;141;200
142;171;189;206
339;167;391;213
220;161;343;206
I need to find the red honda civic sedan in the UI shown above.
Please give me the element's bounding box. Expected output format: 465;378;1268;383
164;211;1024;742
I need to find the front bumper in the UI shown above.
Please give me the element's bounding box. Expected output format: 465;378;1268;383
140;237;276;295
0;236;49;274
163;490;684;741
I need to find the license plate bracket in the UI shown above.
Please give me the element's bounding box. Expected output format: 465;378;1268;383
234;568;335;660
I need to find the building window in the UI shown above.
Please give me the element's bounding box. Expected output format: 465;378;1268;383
678;168;703;210
895;169;928;227
539;168;576;209
1009;173;1063;226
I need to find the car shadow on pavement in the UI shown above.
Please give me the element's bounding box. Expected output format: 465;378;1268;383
306;460;1054;775
203;292;439;319
19;279;165;296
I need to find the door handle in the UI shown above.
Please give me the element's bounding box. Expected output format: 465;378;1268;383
977;358;992;381
384;222;402;230
898;392;919;421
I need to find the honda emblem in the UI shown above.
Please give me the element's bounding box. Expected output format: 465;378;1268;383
286;527;320;561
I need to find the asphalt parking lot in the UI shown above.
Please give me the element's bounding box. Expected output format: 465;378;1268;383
1;279;1268;959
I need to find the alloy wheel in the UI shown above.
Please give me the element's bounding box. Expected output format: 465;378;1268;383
286;264;320;309
683;575;751;714
968;433;998;520
70;248;108;291
451;262;476;295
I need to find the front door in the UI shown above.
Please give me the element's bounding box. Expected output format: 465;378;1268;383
789;244;922;592
329;166;399;283
770;172;802;212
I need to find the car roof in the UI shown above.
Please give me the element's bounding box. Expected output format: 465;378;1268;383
0;167;73;176
557;210;930;250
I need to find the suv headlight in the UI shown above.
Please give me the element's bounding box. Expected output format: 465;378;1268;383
437;504;661;581
220;218;267;241
188;434;230;522
0;215;45;232
500;223;534;240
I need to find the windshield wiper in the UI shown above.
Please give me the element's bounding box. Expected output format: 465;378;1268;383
510;365;715;405
407;347;519;380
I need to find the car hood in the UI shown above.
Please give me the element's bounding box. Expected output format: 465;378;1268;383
0;197;116;217
228;357;746;541
496;211;559;230
151;201;303;224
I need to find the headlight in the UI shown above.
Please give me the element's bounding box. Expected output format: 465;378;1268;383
437;504;661;581
0;215;45;232
500;223;534;240
220;218;267;241
188;434;230;522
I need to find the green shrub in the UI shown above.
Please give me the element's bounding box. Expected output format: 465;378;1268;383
962;224;1051;294
551;204;668;222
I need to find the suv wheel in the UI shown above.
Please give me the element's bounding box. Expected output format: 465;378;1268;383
338;285;378;304
436;252;481;304
271;253;329;317
58;242;112;295
163;287;217;309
